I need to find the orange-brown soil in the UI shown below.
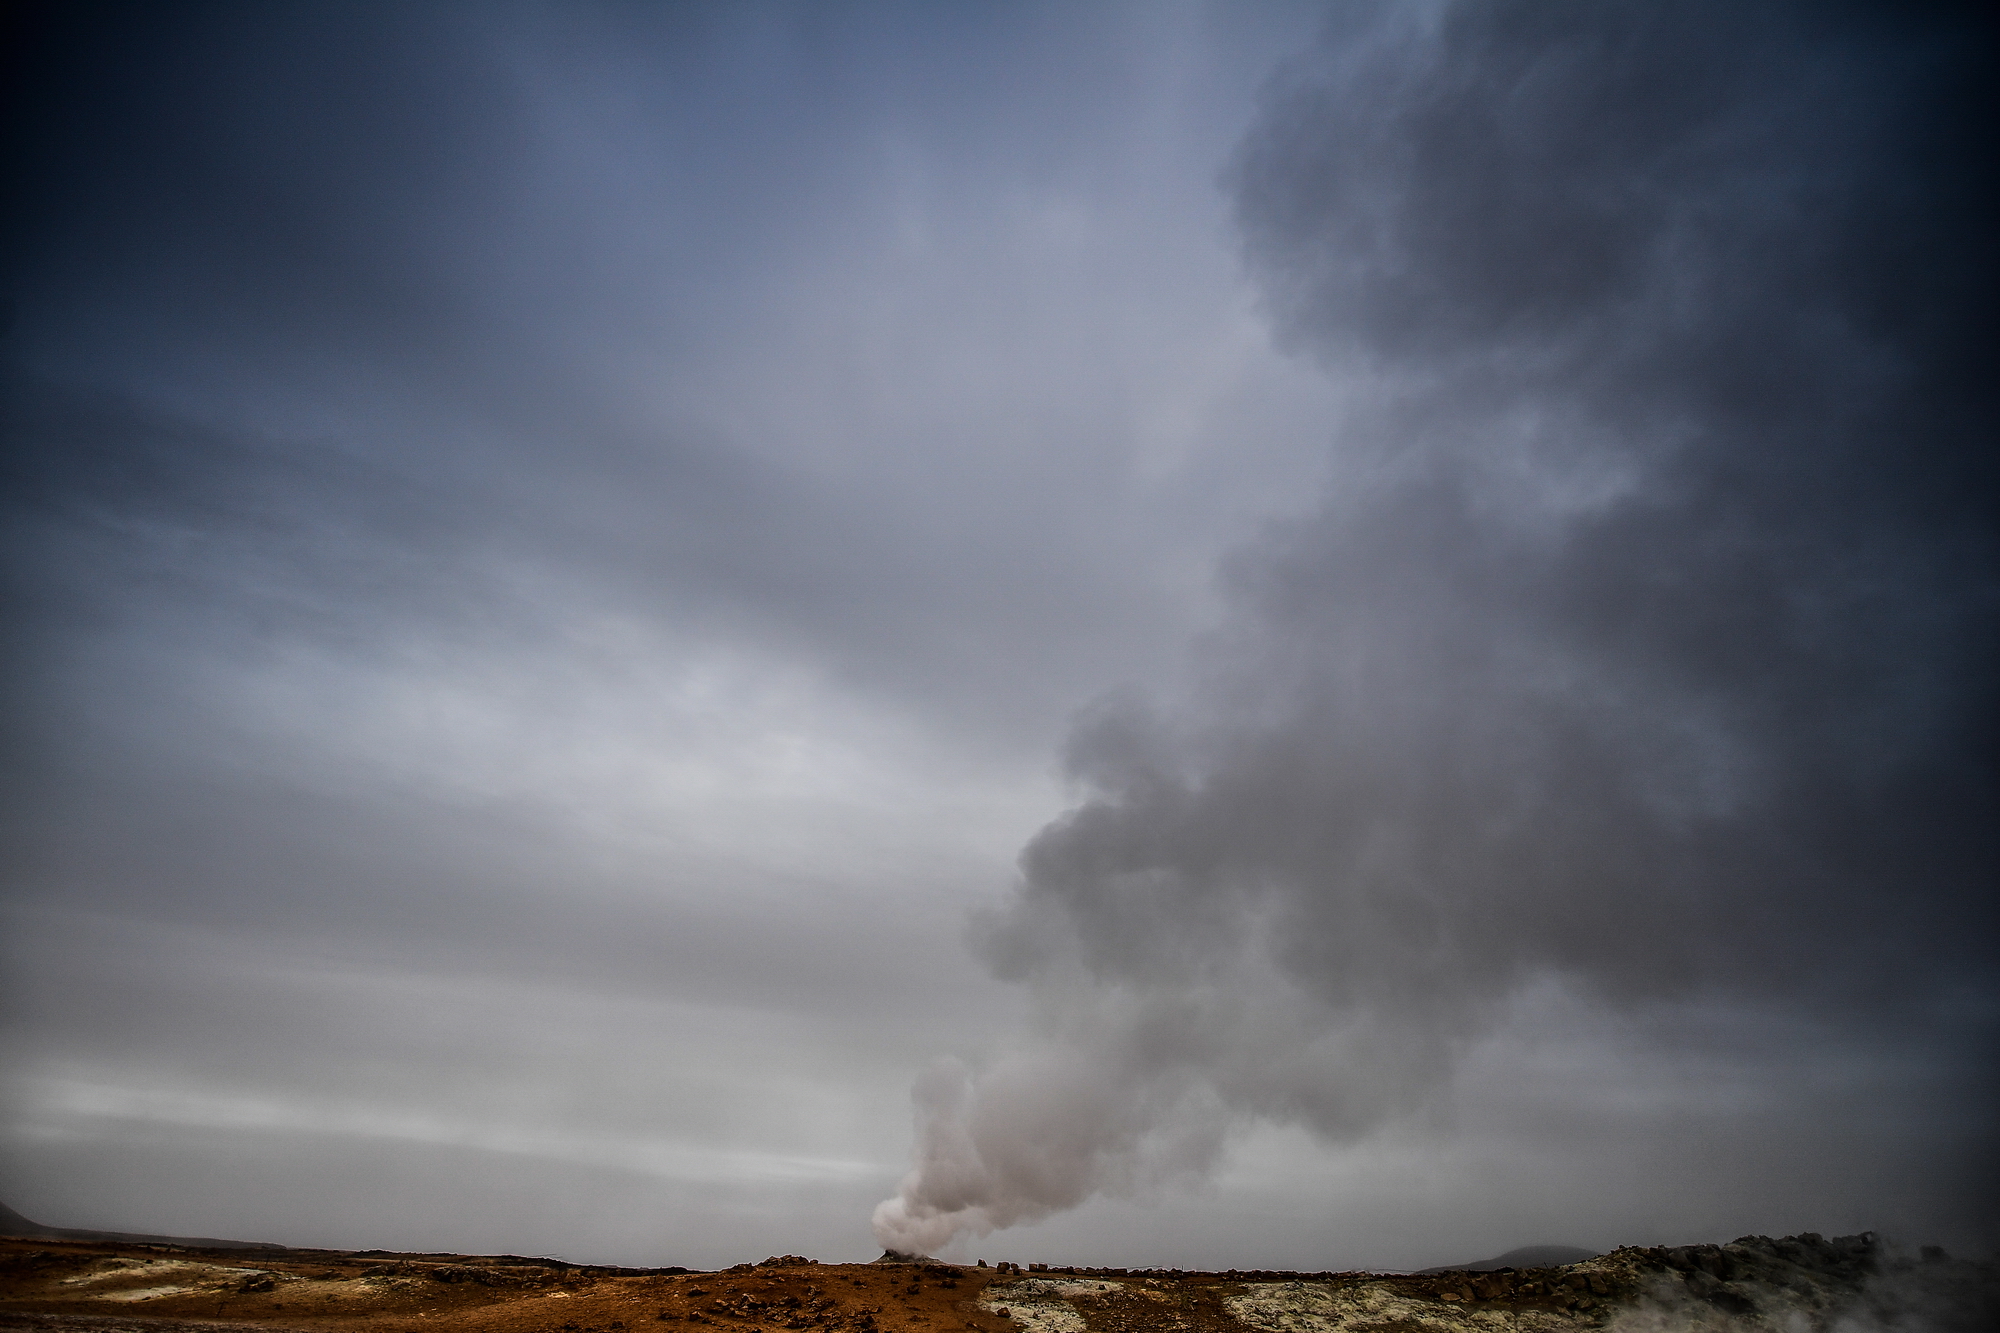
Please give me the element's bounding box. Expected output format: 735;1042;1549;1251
4;1231;1994;1333
0;1238;1595;1333
3;1242;1006;1333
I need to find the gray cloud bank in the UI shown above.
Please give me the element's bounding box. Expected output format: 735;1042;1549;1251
3;0;1344;1266
875;1;1997;1255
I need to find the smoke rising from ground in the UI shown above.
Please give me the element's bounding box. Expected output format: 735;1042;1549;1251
875;1;1996;1256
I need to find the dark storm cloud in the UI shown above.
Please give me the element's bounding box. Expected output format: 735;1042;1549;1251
3;1;1271;749
1;0;1257;950
877;1;1998;1253
6;3;745;660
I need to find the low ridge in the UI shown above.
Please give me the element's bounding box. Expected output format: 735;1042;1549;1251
0;1198;280;1251
1420;1244;1600;1274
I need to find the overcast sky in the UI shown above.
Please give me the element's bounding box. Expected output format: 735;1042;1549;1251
3;1;1993;1272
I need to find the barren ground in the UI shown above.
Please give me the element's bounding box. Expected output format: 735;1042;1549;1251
3;1231;1992;1333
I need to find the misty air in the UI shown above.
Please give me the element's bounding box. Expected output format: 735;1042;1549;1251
2;4;1994;1333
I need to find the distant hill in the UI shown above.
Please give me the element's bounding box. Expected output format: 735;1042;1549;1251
0;1199;280;1251
1418;1244;1599;1274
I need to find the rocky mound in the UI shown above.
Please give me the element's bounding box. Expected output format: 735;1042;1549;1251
1477;1231;1995;1331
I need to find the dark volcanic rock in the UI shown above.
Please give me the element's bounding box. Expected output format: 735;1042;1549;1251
1567;1232;1999;1332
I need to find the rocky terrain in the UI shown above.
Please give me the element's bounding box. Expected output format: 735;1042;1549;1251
1;1230;1992;1333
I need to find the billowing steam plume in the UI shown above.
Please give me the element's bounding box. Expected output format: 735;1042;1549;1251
875;1;1995;1255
